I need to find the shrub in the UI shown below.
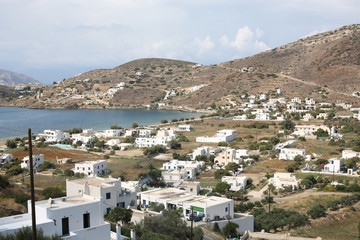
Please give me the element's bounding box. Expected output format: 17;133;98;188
307;205;326;219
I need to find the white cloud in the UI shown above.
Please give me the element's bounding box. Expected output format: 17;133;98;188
192;36;215;55
220;26;269;52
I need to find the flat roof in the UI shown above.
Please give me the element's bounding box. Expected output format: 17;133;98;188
141;188;188;199
36;195;99;209
76;160;106;164
0;214;53;233
67;176;120;187
182;196;232;207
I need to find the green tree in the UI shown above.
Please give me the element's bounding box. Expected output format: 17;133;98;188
225;162;240;173
132;122;139;128
213;222;221;233
160;119;168;124
214;182;231;194
294;155;304;165
6;139;17;149
0;227;61;240
106;207;133;224
110;125;122;129
314;128;329;138
307;205;326;219
0;175;9;189
214;169;230;179
222;222;239;238
169;140;181;149
282;119;295;130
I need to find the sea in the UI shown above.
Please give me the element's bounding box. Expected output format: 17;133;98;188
0;107;200;140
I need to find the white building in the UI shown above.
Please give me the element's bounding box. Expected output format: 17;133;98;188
162;160;204;171
95;129;122;138
222;176;247;191
135;137;167;148
196;130;236;143
0;194;110;240
276;88;282;94
66;176;138;215
233;115;248;120
302;113;314;121
192;146;211;160
0;153;13;166
317;113;328;119
72;130;95;144
291;97;302;104
324;159;345;173
305;98;315;105
215;148;249;166
259;94;267;101
106;139;121;147
38;130;70;143
255;113;270;121
342;149;359;159
156;129;177;141
177;125;194;131
293;125;334;139
162;168;196;182
279;148;305;160
74;160;108;177
270;172;299;190
20;154;44;170
138;129;154;138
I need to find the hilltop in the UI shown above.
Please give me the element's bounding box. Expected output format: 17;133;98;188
0;69;41;87
1;24;360;110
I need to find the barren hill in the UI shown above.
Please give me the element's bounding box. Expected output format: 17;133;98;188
1;24;360;110
0;69;41;87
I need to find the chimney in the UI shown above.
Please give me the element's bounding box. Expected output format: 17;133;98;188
116;224;121;240
130;229;136;240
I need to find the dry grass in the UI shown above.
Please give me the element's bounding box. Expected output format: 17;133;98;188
245;160;291;174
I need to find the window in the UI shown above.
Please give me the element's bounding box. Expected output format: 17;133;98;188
225;207;228;212
62;217;69;236
106;208;111;215
106;192;111;199
117;202;125;208
83;213;90;228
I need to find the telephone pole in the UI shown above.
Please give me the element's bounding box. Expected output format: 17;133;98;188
28;129;37;240
190;207;193;240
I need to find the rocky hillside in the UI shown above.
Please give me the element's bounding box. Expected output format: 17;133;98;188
0;69;41;87
1;24;360;110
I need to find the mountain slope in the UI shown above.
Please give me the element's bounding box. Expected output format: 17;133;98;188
0;69;41;87
1;24;360;110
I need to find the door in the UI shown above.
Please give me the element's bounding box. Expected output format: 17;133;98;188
83;213;90;228
62;217;69;236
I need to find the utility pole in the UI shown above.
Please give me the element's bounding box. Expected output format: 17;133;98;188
227;203;231;239
28;129;37;240
268;186;271;212
190;207;193;240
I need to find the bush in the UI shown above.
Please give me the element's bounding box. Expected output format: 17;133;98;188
214;182;231;194
169;140;181;149
213;222;221;233
41;186;65;199
6;139;17;149
307;205;326;219
214;169;230;179
39;161;56;171
106;207;133;225
222;222;239;238
143;145;167;156
0;175;9;189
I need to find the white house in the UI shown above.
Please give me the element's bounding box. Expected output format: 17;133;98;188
0;153;13;166
233;115;248;120
95;129;121;138
106;139;121;147
342;149;359;159
156;129;177;141
270;172;299;190
276;88;282;94
222;176;247;191
291;97;302;104
72;130;95;144
138;129;154;138
38;130;70;143
279;148;305;160
293;125;334;139
196;130;237;143
177;125;194;131
259;94;267;101
192;146;211;160
0;194;110;240
20;154;44;170
162;168;196;182
302;113;314;121
317;113;328;119
162;160;204;172
66;176;138;215
305;98;315;105
74;160;108;177
324;158;345;173
135;137;167;148
255;113;270;121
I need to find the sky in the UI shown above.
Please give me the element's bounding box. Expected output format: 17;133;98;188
0;0;359;85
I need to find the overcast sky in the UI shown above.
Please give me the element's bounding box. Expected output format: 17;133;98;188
0;0;359;84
